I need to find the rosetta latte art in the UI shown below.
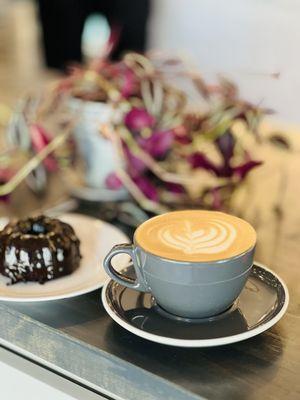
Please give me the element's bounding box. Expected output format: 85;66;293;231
135;210;256;261
157;219;237;255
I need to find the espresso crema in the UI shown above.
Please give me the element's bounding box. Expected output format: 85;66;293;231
135;210;256;262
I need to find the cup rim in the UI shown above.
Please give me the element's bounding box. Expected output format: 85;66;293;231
133;236;256;265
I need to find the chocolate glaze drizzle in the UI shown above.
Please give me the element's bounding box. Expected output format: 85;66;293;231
0;215;81;284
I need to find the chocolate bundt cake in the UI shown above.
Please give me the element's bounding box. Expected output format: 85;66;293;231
0;215;81;284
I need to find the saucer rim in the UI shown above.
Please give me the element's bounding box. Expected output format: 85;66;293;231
101;262;289;347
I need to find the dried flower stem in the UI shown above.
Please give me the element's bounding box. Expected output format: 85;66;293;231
0;123;74;196
123;53;155;77
104;124;165;213
118;127;219;186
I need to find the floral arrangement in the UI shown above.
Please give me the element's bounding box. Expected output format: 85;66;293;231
0;52;270;212
99;54;266;212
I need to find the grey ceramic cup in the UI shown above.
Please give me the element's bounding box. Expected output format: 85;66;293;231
103;237;256;319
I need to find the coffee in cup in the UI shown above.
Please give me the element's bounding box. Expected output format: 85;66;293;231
103;210;256;318
135;210;256;262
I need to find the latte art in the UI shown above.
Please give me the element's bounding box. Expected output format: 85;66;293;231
158;220;237;255
135;210;256;262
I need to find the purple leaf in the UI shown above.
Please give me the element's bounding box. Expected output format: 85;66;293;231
105;172;123;190
211;187;222;210
233;160;262;179
173;125;192;144
123;145;147;176
0;181;10;203
188;152;220;175
119;67;137;98
166;182;184;194
133;175;158;202
0;193;10;203
216;131;235;165
124;108;155;132
30;124;58;172
0;197;9;203
138;130;174;158
175;135;192;145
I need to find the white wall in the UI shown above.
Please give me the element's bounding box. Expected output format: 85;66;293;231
149;0;299;123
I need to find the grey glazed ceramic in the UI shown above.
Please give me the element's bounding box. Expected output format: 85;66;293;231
103;236;256;318
102;264;289;347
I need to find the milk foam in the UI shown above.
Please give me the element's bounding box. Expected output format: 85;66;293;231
158;219;236;254
135;210;256;262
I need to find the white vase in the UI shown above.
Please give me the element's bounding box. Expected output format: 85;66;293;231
69;98;118;189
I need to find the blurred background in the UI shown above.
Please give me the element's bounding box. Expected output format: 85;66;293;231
0;0;298;122
0;0;300;271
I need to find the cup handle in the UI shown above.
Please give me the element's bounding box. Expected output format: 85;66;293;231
103;244;149;292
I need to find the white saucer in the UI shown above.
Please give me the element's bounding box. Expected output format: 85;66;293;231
62;169;128;202
0;213;129;302
69;184;128;202
102;263;289;347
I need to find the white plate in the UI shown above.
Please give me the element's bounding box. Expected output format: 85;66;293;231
0;213;129;302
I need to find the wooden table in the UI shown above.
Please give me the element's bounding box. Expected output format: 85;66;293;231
0;125;300;399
